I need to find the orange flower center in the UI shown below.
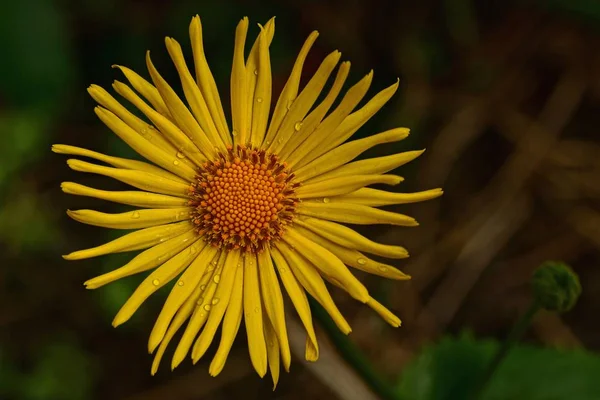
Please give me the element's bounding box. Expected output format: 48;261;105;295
189;145;299;253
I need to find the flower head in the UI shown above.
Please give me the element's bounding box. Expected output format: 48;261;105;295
55;15;442;386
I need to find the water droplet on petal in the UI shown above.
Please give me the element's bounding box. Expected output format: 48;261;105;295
357;258;367;265
279;268;286;274
189;245;197;254
200;285;206;291
177;280;184;286
204;304;211;311
152;279;160;286
176;151;185;159
212;298;220;305
294;121;303;131
378;266;388;272
232;130;238;136
256;97;263;103
131;211;141;219
173;160;180;165
323;197;330;203
253;69;258;76
286;100;293;110
213;275;221;284
254;306;260;313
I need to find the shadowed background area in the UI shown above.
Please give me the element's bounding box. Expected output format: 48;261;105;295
1;0;600;399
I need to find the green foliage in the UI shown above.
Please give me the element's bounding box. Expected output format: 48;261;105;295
532;261;582;313
396;333;600;400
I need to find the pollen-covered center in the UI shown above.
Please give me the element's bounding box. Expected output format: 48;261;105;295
189;145;299;253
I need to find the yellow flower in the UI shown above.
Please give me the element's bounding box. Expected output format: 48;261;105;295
54;15;442;386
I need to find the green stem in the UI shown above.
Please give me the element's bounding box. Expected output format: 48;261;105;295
309;298;400;400
473;301;542;399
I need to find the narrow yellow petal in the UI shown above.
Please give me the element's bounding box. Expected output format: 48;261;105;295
113;64;173;119
264;318;281;390
257;249;291;371
84;229;197;289
209;261;244;377
87;84;181;157
286;71;373;167
165;37;225;150
112;80;207;165
367;297;401;327
61;182;188;209
297;78;400;169
294;128;410;182
249;23;273;147
295;217;408;259
231;17;249;146
296;174;402;199
191;250;241;363
148;243;218;353
264;31;319;147
146;52;219;158
297;201;418;226
151;280;203;375
189;15;231;143
112;238;202;327
331;187;444;207
63;220;191;260
66;159;190;197
307;152;422;184
292;225;410;280
52;144;187;184
244;252;268;377
172;252;225;370
282;227;369;303
270;247;319;361
275;241;352;334
268;50;342;154
66;207;190;230
94;106;198;180
278;61;351;160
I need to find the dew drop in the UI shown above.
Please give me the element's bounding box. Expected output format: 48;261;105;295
265;141;271;145
131;211;141;219
204;304;212;311
200;285;206;291
213;274;221;284
323;197;330;203
256;97;263;103
196;299;203;306
176;151;186;159
294;121;303;131
152;279;160;286
253;69;258;76
254;306;260;313
173;159;180;166
277;138;283;144
141;128;148;135
189;245;197;254
357;258;367;265
212;298;220;305
378;266;388;272
279;268;286;274
212;261;218;266
286;100;293;110
232;130;238;136
177;280;185;286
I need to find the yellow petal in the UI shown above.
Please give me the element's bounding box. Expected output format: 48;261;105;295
151;279;203;375
270;247;319;361
275;241;352;334
66;159;190;197
52;144;186;184
87;84;180;156
268;50;342;154
67;207;190;230
296;174;402;199
146;51;219;158
94;106;197;181
292;225;410;280
63;220;191;260
331;187;444;207
231;17;249;146
295;217;408;259
297;79;399;169
264;318;281;390
191;250;241;363
165;37;225;150
257;249;291;371
61;182;188;209
278;61;351;160
112;80;207;165
294;128;409;182
249;23;273;147
308;151;423;184
148;242;218;353
244;252;268;377
297;201;418;226
84;229;197;289
264;31;319;147
367;297;401;327
112;238;203;327
112;64;173;119
286;71;373;168
172;252;225;370
209;261;244;377
189;15;231;144
282;227;368;302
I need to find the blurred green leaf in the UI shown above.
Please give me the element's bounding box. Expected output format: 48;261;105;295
396;333;600;400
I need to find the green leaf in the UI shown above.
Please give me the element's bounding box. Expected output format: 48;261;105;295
396;333;600;400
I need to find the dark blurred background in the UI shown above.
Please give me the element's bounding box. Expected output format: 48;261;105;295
1;0;600;399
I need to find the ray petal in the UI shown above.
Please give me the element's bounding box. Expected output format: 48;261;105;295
67;207;190;230
231;17;249;146
330;187;444;207
244;252;268;377
264;317;281;389
297;201;418;226
249;23;273;147
296;174;402;199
